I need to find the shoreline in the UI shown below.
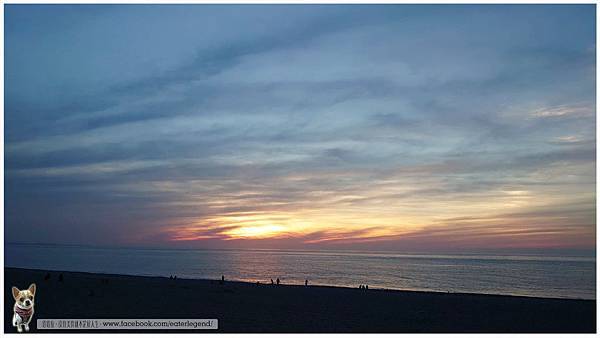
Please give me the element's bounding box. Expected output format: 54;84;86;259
5;265;593;301
5;267;596;333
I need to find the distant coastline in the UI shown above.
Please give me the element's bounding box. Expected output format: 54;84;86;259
6;242;596;258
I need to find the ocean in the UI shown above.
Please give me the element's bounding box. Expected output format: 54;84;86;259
5;243;595;300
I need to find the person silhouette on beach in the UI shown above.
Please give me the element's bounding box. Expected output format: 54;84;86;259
276;278;280;285
305;279;308;286
365;285;369;290
271;279;274;285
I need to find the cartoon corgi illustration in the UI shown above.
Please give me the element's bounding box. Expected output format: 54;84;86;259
12;284;36;332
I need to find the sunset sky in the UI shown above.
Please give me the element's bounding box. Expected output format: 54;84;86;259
5;5;596;252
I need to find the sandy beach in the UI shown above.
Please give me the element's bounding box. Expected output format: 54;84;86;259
4;267;595;333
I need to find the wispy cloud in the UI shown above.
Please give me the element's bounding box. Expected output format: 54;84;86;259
531;104;594;119
5;4;596;251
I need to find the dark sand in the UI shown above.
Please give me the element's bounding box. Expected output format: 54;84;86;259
4;267;595;333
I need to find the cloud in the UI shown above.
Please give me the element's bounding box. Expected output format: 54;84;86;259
531;104;594;119
4;5;596;251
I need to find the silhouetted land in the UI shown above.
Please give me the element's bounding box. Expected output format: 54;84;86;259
4;267;595;333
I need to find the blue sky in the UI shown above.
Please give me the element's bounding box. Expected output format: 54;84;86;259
5;5;596;252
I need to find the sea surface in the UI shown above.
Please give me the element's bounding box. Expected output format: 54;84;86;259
5;243;596;300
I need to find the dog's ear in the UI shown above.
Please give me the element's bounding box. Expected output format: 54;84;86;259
28;283;36;296
12;287;20;300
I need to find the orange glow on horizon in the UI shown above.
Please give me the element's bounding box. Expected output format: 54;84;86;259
222;224;287;239
149;168;595;249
